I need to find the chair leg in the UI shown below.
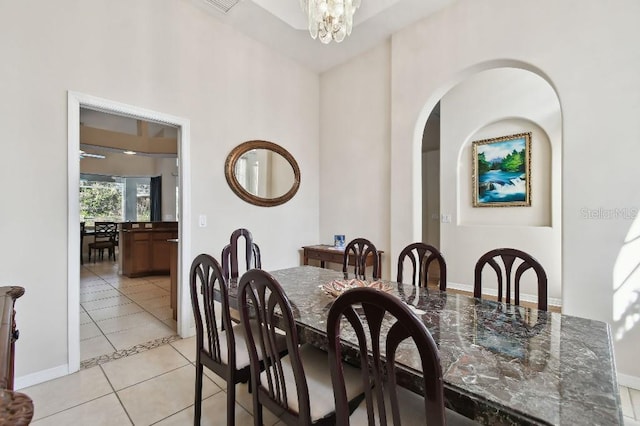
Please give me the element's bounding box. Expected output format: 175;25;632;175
194;363;203;426
227;382;236;426
253;394;262;426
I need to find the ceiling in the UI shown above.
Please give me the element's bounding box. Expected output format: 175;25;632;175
194;0;456;73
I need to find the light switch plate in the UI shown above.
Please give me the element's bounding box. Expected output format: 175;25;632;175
199;214;207;227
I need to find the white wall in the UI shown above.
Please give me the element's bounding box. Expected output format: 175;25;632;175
319;41;392;277
439;68;561;303
388;0;640;381
0;0;319;383
319;0;639;382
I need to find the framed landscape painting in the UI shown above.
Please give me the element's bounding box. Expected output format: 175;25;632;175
472;132;531;207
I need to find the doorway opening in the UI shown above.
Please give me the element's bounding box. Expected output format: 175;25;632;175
68;92;192;373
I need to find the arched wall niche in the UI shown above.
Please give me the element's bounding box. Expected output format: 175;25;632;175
414;64;563;304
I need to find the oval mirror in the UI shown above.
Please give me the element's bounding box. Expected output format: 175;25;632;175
225;140;301;207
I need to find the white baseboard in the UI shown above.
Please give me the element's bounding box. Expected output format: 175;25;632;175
618;373;640;390
14;363;69;391
447;282;562;308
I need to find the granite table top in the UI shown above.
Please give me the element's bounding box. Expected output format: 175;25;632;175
228;266;622;425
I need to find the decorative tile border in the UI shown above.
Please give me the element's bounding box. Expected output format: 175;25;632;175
80;334;182;369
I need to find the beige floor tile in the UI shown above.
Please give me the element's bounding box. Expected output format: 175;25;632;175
81;335;116;360
79;311;93;325
170;336;197;362
119;282;162;296
80;321;103;340
108;278;152;290
101;345;189;390
31;393;131;426
80;272;103;282
630;387;640;419
80;288;123;303
234;382;283;425
154;392;253;426
148;305;174;321
117;365;222;425
23;366;113;421
80;282;112;293
127;287;170;302
106;321;177;350
139;295;171;310
96;311;159;334
154;280;171;291
86;303;145;322
163;318;178;330
82;295;133;311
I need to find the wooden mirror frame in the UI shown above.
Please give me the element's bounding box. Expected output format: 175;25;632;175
224;140;301;207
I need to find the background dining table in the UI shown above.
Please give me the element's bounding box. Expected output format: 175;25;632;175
226;265;623;425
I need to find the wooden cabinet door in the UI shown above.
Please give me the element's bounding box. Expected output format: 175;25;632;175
151;232;173;272
131;233;151;274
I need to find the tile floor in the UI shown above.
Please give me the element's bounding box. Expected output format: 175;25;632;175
18;261;640;425
80;260;178;364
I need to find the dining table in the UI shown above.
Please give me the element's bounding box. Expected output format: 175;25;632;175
226;265;623;425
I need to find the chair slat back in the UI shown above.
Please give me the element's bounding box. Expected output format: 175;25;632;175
189;254;235;367
238;269;312;422
396;242;447;290
221;228;262;281
473;248;548;311
342;238;380;280
94;222;117;241
327;287;446;426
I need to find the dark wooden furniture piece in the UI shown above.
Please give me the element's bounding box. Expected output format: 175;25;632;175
397;242;447;290
119;222;178;278
474;248;548;311
342;238;380;279
238;269;364;426
327;287;447;426
0;286;33;425
223;266;622;425
88;221;117;262
302;245;384;277
190;254;251;426
221;228;261;281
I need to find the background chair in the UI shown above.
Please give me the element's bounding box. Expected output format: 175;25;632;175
397;242;447;290
473;248;548;311
88;222;117;262
238;269;364;426
190;254;259;426
221;228;262;281
342;238;380;280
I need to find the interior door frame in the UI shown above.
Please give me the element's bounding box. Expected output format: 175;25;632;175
67;91;192;373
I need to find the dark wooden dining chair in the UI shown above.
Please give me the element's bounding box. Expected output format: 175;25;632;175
221;228;262;281
473;248;548;311
327;287;476;425
238;269;365;426
342;238;380;280
88;222;117;262
397;242;447;290
190;254;285;426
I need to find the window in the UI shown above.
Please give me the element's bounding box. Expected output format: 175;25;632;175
80;175;124;226
80;174;151;225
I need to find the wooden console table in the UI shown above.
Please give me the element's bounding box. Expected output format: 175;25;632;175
302;244;384;277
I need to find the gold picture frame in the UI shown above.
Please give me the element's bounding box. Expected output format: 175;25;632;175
472;132;531;207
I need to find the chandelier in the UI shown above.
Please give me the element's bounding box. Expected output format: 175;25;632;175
300;0;361;44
